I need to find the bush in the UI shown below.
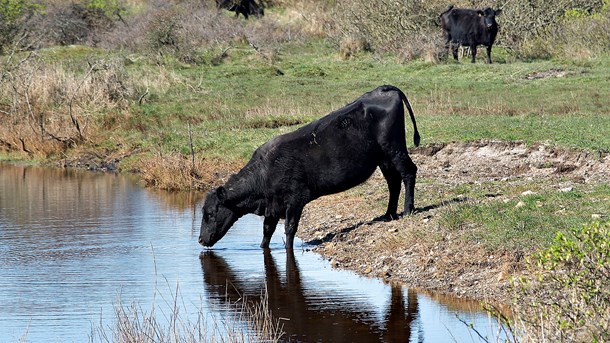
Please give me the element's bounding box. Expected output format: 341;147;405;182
331;0;608;62
518;6;610;60
0;0;41;53
47;3;115;46
514;221;610;342
332;0;444;61
0;53;133;156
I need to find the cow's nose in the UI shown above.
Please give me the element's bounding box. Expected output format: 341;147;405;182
198;236;204;245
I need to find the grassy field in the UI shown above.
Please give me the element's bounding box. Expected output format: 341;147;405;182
23;40;607;162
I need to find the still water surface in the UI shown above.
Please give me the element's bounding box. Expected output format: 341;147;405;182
0;163;507;342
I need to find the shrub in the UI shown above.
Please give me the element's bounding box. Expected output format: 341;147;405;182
49;3;115;46
332;0;444;59
518;5;610;60
0;0;41;53
514;221;610;342
0;53;133;156
331;0;608;61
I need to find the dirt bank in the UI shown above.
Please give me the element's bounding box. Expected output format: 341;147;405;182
297;140;610;304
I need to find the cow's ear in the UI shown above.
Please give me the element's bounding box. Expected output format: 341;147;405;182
217;186;227;203
495;9;502;15
477;10;484;16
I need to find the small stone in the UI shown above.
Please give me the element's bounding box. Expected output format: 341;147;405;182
560;187;573;193
592;214;602;219
388;228;398;233
515;201;525;208
497;271;508;282
521;190;536;196
364;267;372;274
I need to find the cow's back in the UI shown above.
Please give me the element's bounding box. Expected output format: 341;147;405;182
441;8;483;43
257;88;406;198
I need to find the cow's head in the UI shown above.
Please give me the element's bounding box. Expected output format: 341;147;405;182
199;187;240;247
478;8;502;29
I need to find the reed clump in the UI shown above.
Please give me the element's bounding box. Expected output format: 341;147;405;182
92;283;284;343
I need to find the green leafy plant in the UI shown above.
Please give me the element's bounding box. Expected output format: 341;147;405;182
515;221;610;342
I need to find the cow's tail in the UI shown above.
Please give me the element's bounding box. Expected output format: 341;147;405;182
386;86;420;147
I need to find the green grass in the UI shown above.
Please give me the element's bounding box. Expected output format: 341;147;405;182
439;181;610;251
97;39;610;162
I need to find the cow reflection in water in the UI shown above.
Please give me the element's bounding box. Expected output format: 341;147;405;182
200;250;421;342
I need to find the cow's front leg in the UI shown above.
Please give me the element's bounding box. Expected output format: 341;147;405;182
260;216;279;249
486;45;493;64
284;204;304;250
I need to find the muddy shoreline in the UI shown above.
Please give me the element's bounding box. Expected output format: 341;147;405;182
297;140;610;304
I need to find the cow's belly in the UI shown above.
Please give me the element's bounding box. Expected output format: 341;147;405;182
309;162;378;196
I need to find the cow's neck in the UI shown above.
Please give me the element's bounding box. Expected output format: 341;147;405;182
223;162;265;212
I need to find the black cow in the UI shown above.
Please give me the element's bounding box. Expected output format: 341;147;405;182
216;0;264;19
199;85;420;250
440;5;502;63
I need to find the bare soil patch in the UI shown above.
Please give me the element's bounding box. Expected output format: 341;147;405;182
297;140;610;304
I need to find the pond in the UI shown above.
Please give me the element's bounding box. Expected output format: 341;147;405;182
0;163;509;342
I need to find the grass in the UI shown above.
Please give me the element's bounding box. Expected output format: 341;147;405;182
4;40;609;162
438;181;610;251
90;282;284;343
102;40;610;161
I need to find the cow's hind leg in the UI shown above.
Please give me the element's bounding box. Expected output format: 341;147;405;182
470;44;477;63
379;162;401;221
452;43;459;61
260;216;279;249
387;150;417;215
284;204;304;250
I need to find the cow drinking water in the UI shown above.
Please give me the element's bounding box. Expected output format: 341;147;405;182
199;85;420;250
440;5;502;63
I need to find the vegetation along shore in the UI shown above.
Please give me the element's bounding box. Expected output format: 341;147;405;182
1;0;609;340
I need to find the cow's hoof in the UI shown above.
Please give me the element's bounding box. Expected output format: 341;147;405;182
373;213;399;222
403;208;417;216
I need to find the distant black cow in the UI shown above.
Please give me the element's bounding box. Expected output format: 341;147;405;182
440;5;502;63
199;85;420;250
216;0;264;19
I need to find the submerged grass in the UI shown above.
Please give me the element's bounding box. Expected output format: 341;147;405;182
91;285;284;343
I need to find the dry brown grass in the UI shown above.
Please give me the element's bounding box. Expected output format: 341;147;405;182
136;152;243;191
0;52;132;157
